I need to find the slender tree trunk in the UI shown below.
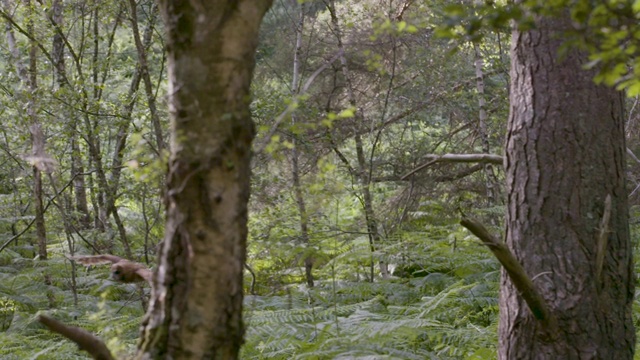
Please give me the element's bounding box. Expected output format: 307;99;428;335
46;172;79;306
127;0;165;153
473;42;499;206
48;0;78;301
326;0;388;279
290;1;313;288
86;156;104;232
137;1;272;358
32;137;47;260
84;111;133;257
45;2;125;239
51;0;65;85
84;118;129;254
23;0;46;260
110;5;156;199
51;0;91;230
86;7;109;234
501;10;635;358
292;144;314;287
70;139;91;229
7;0;50;260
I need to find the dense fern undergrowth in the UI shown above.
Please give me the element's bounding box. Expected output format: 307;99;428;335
1;213;640;359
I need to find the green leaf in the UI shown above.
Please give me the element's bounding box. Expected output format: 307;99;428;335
338;108;355;118
626;81;640;97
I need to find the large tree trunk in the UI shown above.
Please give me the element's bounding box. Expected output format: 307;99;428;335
137;1;272;358
501;10;635;359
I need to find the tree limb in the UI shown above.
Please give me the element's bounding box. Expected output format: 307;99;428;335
627;147;640;165
38;315;114;360
401;153;503;180
460;217;557;332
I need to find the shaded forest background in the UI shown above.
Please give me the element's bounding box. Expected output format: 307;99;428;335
0;0;639;358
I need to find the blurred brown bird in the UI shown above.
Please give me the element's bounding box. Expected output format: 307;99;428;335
68;254;152;284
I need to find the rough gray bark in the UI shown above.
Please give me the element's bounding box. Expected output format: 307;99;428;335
501;11;635;359
137;1;272;358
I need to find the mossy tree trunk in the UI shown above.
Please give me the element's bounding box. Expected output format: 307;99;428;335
137;1;272;358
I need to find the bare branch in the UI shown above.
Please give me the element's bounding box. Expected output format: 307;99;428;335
627;148;640;165
401;153;503;180
460;217;557;332
38;315;114;360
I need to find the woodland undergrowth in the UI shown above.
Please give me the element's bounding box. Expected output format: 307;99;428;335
1;207;640;359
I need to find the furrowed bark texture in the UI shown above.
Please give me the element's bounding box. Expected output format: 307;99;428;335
502;11;635;359
138;1;272;359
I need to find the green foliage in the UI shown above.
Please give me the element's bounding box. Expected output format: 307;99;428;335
0;217;503;359
0;250;145;359
242;228;499;359
437;0;640;95
1;0;638;358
